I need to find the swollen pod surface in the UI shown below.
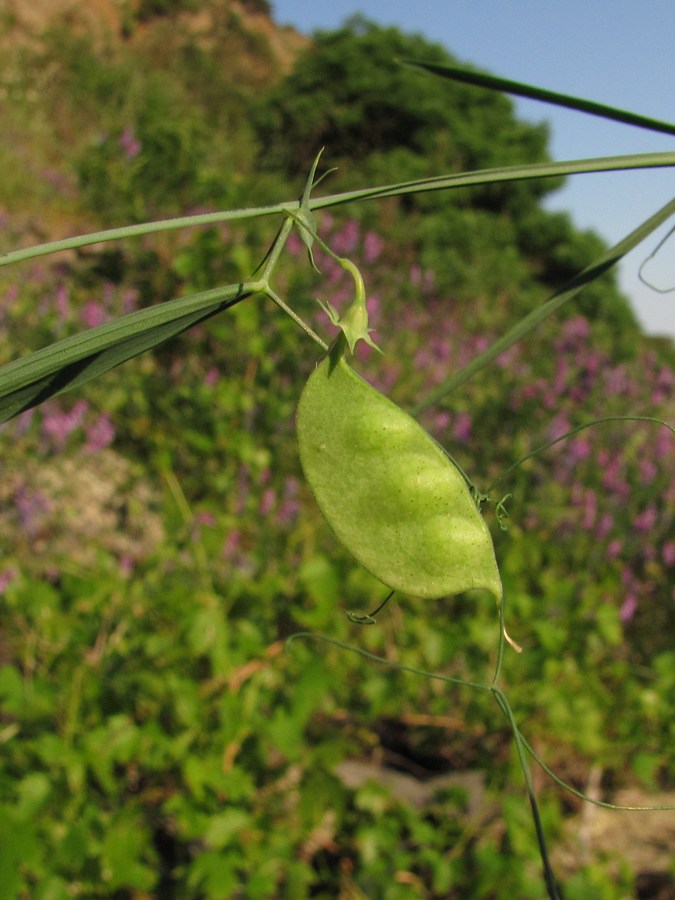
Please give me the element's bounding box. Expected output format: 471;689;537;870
297;355;503;602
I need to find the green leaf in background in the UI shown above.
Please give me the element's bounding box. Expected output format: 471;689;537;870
0;811;41;899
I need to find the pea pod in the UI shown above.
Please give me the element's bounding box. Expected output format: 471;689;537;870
297;352;503;603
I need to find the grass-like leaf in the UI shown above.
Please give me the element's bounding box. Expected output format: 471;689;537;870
0;283;250;423
411;194;675;413
404;60;675;136
2;154;674;268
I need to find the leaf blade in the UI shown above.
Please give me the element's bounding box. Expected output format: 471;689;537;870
0;283;250;422
3;154;674;268
411;194;675;413
404;60;675;136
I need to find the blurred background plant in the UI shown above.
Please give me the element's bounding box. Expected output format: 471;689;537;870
0;2;673;897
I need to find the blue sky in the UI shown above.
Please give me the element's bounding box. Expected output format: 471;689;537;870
271;0;675;337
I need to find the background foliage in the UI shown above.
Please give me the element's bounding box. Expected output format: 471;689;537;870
0;2;673;897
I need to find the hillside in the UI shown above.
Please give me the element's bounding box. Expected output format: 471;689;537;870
1;0;302;62
0;5;673;898
0;0;306;236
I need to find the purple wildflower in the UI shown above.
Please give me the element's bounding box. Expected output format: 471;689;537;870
84;413;115;453
568;437;592;465
119;126;141;159
15;485;50;537
122;288;139;314
423;269;435;292
81;301;107;329
332;219;359;254
654;428;673;460
42;399;89;450
633;506;658;533
555;316;590;352
0;567;18;594
195;511;216;527
363;230;384;263
277;478;302;525
662;542;675;566
619;593;637;622
286;231;302;257
3;283;19;305
453;411;472;444
638;458;658;485
604;364;630;396
602;460;631;499
595;513;614;540
607;539;623;559
223;530;241;559
651;365;674;404
548;415;571;442
119;555;134;577
366;294;380;322
55;284;70;321
259;488;276;516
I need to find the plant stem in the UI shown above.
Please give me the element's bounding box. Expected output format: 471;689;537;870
263;286;327;350
492;687;562;900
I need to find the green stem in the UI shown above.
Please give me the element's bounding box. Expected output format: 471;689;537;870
491;687;562;900
258;215;295;283
287;632;561;897
263;286;327;350
248;214;328;348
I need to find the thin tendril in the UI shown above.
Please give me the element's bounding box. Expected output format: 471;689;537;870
495;493;512;530
487;415;674;493
347;589;395;624
518;731;675;811
285;632;490;693
638;224;675;293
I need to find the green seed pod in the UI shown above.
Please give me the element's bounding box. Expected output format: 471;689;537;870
297;354;503;603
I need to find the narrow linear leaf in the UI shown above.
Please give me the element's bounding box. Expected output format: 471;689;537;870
295;149;324;267
317;153;675;210
404;60;675;137
3;154;674;268
0;206;297;267
0;283;250;423
411;195;675;414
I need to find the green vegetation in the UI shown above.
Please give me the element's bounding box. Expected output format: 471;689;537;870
255;18;638;343
0;4;673;897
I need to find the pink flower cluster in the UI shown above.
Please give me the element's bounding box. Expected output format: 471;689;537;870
39;399;115;454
